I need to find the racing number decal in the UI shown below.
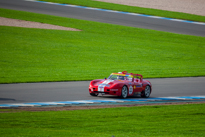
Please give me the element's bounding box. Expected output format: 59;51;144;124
129;86;133;94
98;86;104;92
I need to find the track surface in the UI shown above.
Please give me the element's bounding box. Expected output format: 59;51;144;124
0;0;205;36
0;77;204;104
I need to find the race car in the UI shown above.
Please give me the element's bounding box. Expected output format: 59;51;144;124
89;71;152;98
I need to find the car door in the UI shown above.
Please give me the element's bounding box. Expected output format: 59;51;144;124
133;76;143;93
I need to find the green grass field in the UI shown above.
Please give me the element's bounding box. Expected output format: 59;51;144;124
0;8;204;83
0;3;205;137
42;0;205;22
0;103;205;137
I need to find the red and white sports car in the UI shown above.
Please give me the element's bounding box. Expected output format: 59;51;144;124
89;71;152;98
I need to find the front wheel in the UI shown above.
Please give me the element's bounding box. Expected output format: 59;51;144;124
90;93;99;96
141;85;151;98
121;86;128;98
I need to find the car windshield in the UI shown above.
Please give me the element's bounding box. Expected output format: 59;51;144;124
108;74;133;81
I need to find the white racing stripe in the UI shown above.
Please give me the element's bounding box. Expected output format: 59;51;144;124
98;80;114;92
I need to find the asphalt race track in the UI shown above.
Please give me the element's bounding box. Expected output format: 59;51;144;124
0;0;204;105
0;77;204;104
0;0;205;36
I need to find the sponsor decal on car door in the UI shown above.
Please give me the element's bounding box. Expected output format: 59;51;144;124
135;83;143;92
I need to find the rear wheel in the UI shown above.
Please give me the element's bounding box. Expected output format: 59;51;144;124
121;86;128;98
90;93;99;96
141;85;151;98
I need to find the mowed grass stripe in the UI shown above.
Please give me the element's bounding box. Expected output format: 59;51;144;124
0;8;205;83
0;104;205;136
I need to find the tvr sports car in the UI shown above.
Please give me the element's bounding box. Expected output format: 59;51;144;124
89;71;152;98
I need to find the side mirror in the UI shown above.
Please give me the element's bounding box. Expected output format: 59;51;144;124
104;77;107;79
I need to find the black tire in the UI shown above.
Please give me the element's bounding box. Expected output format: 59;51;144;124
90;93;99;96
121;86;128;98
141;85;151;98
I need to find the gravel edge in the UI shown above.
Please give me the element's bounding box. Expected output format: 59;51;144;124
0;17;80;31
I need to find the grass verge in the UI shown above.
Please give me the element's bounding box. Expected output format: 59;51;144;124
42;0;205;22
0;103;205;137
0;8;205;83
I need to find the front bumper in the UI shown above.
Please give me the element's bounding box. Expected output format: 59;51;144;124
89;87;121;96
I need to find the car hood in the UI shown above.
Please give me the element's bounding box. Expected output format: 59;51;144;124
94;79;126;86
